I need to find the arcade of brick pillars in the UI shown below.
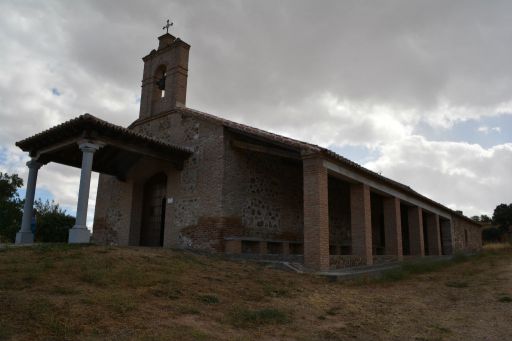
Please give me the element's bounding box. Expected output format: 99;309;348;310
302;153;446;271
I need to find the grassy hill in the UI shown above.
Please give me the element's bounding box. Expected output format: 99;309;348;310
0;244;511;341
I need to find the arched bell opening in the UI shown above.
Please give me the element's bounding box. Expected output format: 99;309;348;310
153;65;167;101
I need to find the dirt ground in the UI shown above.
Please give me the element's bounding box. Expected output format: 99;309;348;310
0;244;511;341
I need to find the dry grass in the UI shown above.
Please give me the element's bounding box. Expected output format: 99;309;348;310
483;242;512;251
0;244;511;341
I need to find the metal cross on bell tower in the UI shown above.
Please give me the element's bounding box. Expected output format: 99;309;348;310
163;19;173;33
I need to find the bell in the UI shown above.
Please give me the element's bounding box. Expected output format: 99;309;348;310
156;76;166;91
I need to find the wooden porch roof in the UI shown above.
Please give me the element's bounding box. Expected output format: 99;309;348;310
15;114;193;179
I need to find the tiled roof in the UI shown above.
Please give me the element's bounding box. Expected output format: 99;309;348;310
15;113;193;156
131;107;480;227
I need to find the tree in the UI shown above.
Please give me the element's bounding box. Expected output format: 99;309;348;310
492;203;512;231
0;172;76;243
482;226;503;243
0;172;24;242
34;199;75;242
480;215;491;223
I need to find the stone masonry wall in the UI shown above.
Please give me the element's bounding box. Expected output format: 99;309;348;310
91;174;133;245
452;215;482;252
93;111;225;250
222;133;303;242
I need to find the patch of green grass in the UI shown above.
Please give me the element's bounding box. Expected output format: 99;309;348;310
51;285;81;295
445;280;469;288
263;285;291;298
150;286;182;300
380;268;407;282
198;294;220;304
498;295;512;303
402;259;446;274
115;266;149;287
79;267;109;286
44;312;75;340
0;321;14;340
34;243;76;253
136;324;216;341
452;252;469;263
378;255;473;283
431;323;452;334
317;330;347;341
228;307;290;328
176;305;201;315
325;306;342;316
105;294;137;314
78;257;114;286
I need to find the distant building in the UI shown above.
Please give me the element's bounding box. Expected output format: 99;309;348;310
15;33;482;271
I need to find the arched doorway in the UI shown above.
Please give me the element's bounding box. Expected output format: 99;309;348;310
140;173;167;246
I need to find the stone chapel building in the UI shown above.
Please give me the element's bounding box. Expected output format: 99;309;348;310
15;33;482;271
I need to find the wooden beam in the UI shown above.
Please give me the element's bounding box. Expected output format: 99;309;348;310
231;139;300;160
96;137;188;170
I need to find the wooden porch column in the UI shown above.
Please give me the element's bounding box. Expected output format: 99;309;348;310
302;155;329;271
408;206;424;256
383;197;403;260
350;183;373;265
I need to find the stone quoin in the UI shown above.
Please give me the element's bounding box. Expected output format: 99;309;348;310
15;32;482;271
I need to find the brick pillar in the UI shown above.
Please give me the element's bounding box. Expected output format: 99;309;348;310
303;156;329;271
350;183;373;265
383;197;403;260
408;207;424;256
426;214;442;256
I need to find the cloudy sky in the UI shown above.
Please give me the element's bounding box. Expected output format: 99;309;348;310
1;0;511;227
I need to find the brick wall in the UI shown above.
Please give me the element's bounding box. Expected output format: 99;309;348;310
93;111;225;250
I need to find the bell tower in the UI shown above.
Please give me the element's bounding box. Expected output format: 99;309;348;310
139;33;190;119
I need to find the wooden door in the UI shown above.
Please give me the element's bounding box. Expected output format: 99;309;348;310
140;173;167;246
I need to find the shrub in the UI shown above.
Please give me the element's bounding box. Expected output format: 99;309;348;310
34;199;74;243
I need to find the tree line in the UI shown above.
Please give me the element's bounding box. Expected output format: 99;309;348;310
476;203;512;243
0;172;74;243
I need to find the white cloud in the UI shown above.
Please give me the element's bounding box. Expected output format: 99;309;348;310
1;0;512;228
365;137;512;216
477;126;502;134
